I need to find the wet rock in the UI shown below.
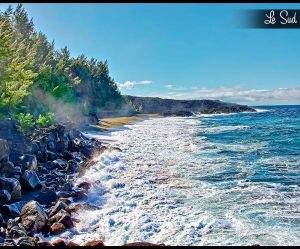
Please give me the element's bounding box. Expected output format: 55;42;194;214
2;201;26;217
13;166;22;176
0;160;15;177
21;201;48;233
31;142;39;154
52;159;67;170
66;160;78;174
37;240;53;246
67;241;80;246
0;190;11;203
49;200;68;217
52;238;66;246
3;238;16;246
47;151;58;161
0;177;22;202
43;161;54;170
19;154;37;172
49;209;74;228
77;182;91;192
122;242;166;246
68;203;82;213
6;217;19;230
21;170;42;191
62;182;73;192
0;214;3;225
0;139;9;162
36;151;48;163
8;225;27;239
48;141;56;152
57;191;73;199
15;236;36;246
72;190;88;202
50;222;65;235
0;236;4;244
63;151;74;161
36;189;58;206
83;240;105;246
59;198;71;205
0;226;6;237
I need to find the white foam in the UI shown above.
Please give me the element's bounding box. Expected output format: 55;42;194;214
67;116;300;246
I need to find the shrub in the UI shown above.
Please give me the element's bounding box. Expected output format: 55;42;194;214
36;112;56;127
16;113;35;134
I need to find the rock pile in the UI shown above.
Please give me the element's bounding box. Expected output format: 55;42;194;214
0;120;102;246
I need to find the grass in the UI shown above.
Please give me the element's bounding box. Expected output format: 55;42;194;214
97;114;162;131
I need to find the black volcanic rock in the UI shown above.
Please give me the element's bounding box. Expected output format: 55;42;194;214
125;96;256;116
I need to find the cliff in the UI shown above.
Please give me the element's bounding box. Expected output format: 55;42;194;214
125;96;256;116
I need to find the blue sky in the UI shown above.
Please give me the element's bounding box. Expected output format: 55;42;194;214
1;3;300;105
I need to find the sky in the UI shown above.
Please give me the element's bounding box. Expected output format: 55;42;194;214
1;3;300;105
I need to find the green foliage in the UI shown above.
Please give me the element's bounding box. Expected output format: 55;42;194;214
0;4;130;120
36;112;55;127
16;113;35;134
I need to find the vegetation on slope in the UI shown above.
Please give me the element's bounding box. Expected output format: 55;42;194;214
0;4;134;126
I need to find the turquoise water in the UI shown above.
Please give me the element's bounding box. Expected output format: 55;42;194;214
187;105;300;245
69;106;300;246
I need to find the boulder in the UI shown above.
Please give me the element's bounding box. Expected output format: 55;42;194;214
66;160;78;174
2;238;16;246
2;201;26;217
52;238;66;246
50;222;65;235
63;151;74;161
8;225;27;239
83;240;105;246
49;209;73;228
68;203;82;213
122;242;166;246
0;139;9;162
72;190;88;202
0;190;11;203
52;159;68;170
0;213;3;225
19;154;37;172
62;182;73;192
13;166;22;176
31;142;39;154
21;170;42;191
49;200;68;217
0;160;15;177
15;236;36;246
36;189;58;206
21;201;48;233
0;177;22;202
6;217;20;230
67;241;80;246
47;151;58;161
36;240;53;246
36;151;48;163
77;182;91;192
48;141;56;152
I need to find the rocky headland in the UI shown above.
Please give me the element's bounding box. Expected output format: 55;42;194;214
125;96;256;116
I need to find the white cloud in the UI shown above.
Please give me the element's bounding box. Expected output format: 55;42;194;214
117;80;153;90
142;86;300;105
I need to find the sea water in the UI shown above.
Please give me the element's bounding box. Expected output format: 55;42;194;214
57;105;300;246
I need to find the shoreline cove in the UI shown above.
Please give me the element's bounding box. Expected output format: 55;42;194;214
50;106;300;246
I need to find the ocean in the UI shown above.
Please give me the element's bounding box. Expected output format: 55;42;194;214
57;105;300;246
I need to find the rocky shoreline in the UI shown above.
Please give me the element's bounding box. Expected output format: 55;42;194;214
0;118;168;246
0;118;105;246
